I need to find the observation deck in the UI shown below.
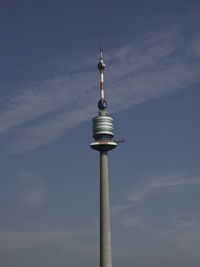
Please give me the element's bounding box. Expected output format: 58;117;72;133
90;112;117;152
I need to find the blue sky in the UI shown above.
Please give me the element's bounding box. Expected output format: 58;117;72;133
0;1;200;266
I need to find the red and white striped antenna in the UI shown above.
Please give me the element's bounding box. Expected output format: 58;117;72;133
97;41;107;110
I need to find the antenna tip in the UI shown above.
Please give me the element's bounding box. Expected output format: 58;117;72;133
100;41;102;51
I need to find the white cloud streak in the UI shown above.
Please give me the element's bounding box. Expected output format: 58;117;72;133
19;171;48;208
111;173;200;227
157;211;200;252
128;173;200;204
0;227;96;251
1;19;200;153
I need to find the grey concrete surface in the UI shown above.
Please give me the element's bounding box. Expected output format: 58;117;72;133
100;151;112;267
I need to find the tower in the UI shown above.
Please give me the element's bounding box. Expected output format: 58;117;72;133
91;42;117;267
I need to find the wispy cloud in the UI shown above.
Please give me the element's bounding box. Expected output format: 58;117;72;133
1;15;200;153
111;172;200;228
19;171;48;208
121;215;144;229
157;211;200;252
0;227;96;251
128;173;200;204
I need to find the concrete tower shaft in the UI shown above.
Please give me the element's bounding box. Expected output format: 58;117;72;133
100;151;112;267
